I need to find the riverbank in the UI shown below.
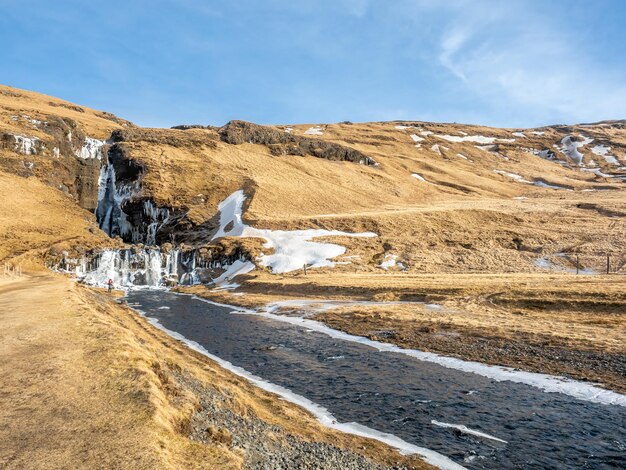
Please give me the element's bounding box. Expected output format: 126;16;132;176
0;273;432;469
182;271;626;395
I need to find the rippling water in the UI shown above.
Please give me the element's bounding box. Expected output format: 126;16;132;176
127;291;626;469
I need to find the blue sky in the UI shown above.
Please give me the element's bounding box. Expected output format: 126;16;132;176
2;0;625;128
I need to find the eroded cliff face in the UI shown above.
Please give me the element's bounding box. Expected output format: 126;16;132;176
60;131;257;287
0;87;262;285
0;115;107;210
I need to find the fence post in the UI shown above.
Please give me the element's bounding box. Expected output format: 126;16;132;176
576;255;579;275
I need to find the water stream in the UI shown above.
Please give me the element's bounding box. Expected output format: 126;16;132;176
127;290;626;469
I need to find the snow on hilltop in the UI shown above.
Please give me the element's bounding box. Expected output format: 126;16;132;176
554;135;593;165
435;134;515;144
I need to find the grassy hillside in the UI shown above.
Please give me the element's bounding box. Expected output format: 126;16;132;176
4;85;626;275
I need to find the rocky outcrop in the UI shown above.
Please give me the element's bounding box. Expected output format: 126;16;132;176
0;116;106;210
110;128;218;149
45;117;106;210
95;143;179;245
171;124;219;131
219;120;377;165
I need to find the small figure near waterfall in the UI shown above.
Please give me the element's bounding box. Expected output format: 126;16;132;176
107;278;113;293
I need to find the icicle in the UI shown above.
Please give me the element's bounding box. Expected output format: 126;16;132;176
95;161;141;241
146;223;157;246
76;246;250;289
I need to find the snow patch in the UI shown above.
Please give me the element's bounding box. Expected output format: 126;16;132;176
591;144;619;166
535;149;555;160
534;255;596;275
531;131;546;136
581;168;622;179
75;137;105;160
12;135;39;154
263;299;428;315
211;191;377;274
431;144;443;155
493;170;530;183
22;115;44;126
512;132;526;138
411;173;428;182
591;145;619;165
379;254;399;270
591;144;610;156
533;180;571;191
304;126;324;135
436;135;514;144
431;421;508;444
212;260;255;290
555;135;593;165
602;155;620;165
410;134;424;143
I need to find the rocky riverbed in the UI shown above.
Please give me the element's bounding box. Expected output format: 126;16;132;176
176;370;413;470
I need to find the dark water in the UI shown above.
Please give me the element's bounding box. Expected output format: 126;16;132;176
127;291;626;469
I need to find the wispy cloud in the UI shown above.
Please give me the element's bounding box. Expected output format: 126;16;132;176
431;0;626;124
439;28;469;81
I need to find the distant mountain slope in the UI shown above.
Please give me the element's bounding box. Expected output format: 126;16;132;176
1;84;624;273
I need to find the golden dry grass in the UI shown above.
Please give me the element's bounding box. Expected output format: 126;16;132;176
0;84;125;139
0;170;115;266
129;120;626;218
188;270;626;351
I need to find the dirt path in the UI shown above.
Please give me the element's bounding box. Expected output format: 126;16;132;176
0;274;168;469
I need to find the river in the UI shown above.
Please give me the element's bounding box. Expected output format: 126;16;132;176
127;290;626;469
